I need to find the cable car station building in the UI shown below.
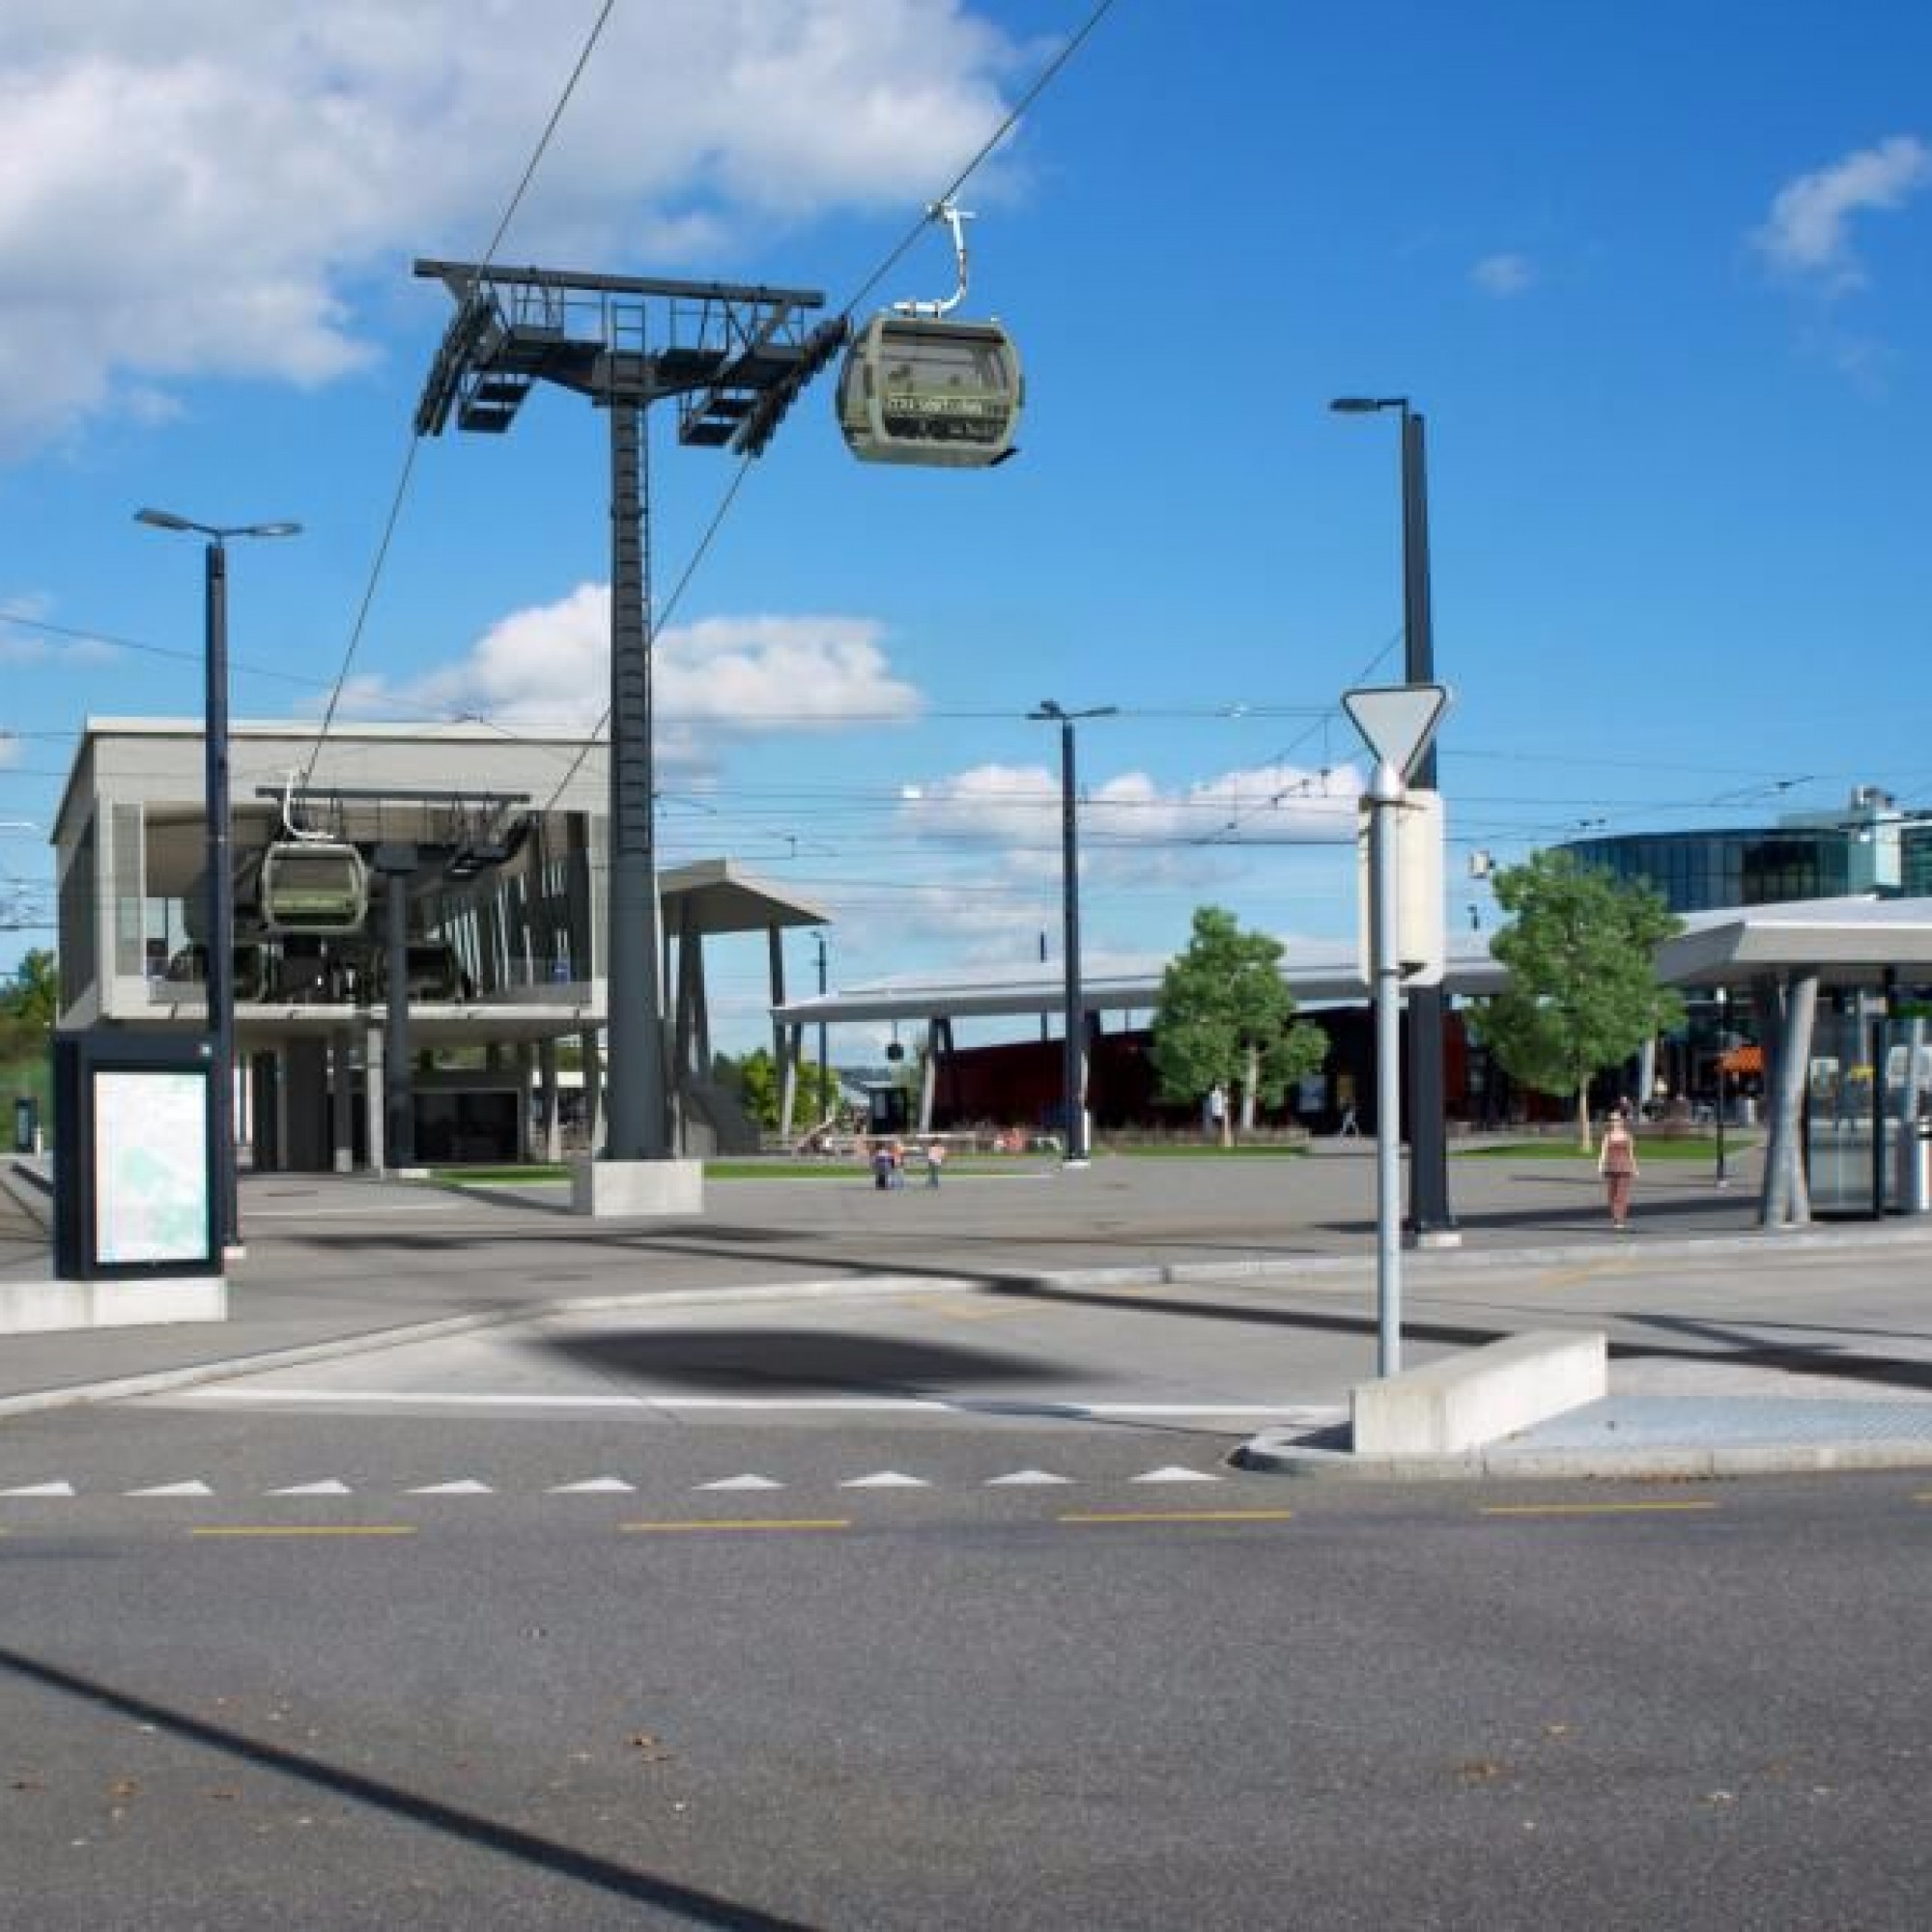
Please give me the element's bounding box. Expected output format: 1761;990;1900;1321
52;718;824;1174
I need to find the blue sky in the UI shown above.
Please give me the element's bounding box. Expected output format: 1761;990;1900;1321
2;0;1929;1049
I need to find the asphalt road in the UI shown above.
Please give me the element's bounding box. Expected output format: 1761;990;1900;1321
1;1430;1927;1929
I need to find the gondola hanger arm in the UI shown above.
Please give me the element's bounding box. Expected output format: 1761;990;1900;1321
893;200;974;319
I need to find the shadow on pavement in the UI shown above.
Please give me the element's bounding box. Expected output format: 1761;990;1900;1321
530;1327;1074;1394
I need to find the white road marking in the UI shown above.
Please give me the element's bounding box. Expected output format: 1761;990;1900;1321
267;1480;353;1496
548;1477;636;1493
177;1387;1325;1420
985;1469;1074;1486
1131;1466;1225;1484
840;1471;931;1490
406;1480;494;1495
127;1480;214;1497
696;1474;784;1492
0;1481;76;1497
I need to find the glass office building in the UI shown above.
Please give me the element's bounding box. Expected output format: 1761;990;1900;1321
1561;828;1853;913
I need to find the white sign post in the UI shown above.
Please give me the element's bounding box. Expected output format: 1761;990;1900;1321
1342;683;1450;1378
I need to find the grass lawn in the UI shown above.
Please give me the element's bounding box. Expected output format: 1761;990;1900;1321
1100;1142;1308;1158
1457;1136;1757;1161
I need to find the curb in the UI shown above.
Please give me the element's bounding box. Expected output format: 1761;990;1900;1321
1234;1429;1932;1483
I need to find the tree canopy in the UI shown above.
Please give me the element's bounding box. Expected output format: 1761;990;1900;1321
1;950;57;1031
1468;852;1682;1146
1150;906;1326;1143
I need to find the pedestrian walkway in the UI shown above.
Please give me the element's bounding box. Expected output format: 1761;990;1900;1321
6;1148;1932;1479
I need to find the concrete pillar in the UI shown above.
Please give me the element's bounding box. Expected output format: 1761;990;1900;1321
331;1029;355;1174
364;1020;386;1175
1761;971;1818;1230
538;1037;562;1163
778;1024;797;1142
919;1019;939;1133
580;1028;603;1154
514;1042;535;1163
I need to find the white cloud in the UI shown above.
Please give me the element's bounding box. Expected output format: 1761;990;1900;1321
0;2;1028;457
1752;134;1931;292
344;583;922;756
1470;252;1535;298
898;759;1360;864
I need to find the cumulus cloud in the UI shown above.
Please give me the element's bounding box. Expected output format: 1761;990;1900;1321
0;1;1027;456
1470;252;1535;297
899;759;1360;867
343;582;921;753
1752;134;1931;292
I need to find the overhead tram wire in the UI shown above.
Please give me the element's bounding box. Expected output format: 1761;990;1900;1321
299;0;619;790
534;0;1126;816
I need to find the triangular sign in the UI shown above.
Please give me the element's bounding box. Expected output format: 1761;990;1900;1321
1341;683;1449;781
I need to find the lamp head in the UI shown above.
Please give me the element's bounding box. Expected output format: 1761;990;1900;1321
135;506;197;532
1328;396;1407;415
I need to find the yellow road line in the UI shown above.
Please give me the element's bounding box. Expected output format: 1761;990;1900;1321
1479;1500;1719;1518
619;1518;852;1534
1057;1509;1294;1526
189;1524;418;1539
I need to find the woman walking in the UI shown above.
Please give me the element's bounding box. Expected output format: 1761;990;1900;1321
1599;1104;1639;1230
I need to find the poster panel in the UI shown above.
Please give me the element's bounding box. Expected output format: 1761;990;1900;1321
92;1069;212;1265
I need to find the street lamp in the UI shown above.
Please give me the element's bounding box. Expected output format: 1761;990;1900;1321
1330;395;1458;1243
135;507;301;1258
1713;986;1730;1189
1030;700;1118;1165
813;928;831;1123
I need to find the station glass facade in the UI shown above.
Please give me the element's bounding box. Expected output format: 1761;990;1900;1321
1561;829;1852;913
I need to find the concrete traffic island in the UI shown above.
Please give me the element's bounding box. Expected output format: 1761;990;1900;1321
1237;1321;1932;1483
1238;1329;1610;1479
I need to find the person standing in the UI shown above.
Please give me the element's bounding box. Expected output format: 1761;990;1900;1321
924;1138;946;1187
1598;1104;1639;1230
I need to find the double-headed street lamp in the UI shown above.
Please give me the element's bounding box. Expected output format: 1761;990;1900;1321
135;507;301;1258
1330;396;1458;1243
1030;700;1117;1166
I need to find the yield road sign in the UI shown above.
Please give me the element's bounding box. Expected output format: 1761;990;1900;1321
1342;683;1450;782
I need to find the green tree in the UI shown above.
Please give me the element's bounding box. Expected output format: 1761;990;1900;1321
0;949;57;1031
1468;851;1683;1149
710;1047;839;1132
1150;906;1326;1144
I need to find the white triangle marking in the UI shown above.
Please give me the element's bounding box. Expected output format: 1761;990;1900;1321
985;1469;1073;1487
268;1480;353;1496
695;1474;784;1492
549;1477;636;1494
1;1481;76;1497
1131;1465;1225;1485
406;1480;494;1495
840;1471;930;1490
127;1481;214;1497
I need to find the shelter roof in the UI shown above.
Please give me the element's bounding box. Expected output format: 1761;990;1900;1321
1656;895;1932;985
660;859;829;938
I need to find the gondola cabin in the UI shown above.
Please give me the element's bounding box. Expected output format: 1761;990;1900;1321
259;841;370;935
837;314;1022;468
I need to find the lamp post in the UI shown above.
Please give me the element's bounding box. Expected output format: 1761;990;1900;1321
813;928;830;1122
1713;986;1729;1189
1030;701;1117;1165
1330;396;1458;1243
135;507;300;1258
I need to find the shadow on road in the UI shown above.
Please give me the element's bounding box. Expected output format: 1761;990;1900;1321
0;1642;811;1930
530;1327;1076;1394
